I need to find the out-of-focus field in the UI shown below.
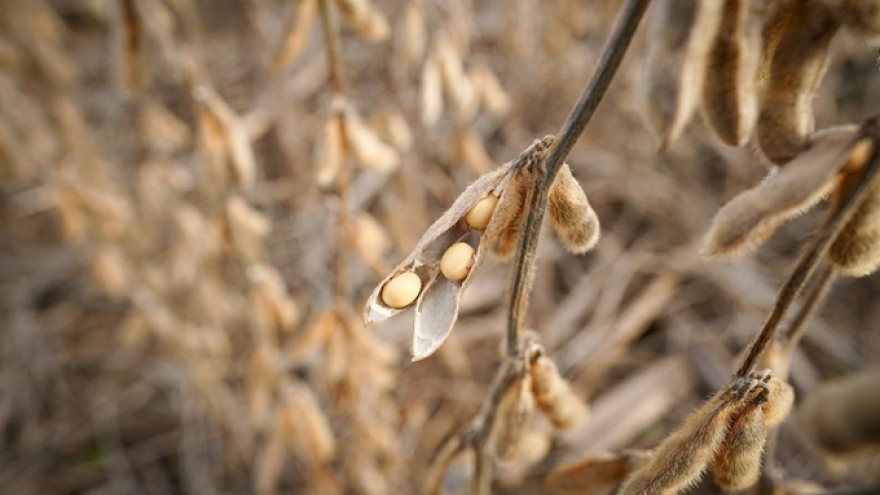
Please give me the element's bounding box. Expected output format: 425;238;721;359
1;1;878;494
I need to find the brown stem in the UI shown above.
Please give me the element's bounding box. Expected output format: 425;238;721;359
758;264;835;495
319;0;352;304
780;263;836;352
736;117;880;377
505;0;650;357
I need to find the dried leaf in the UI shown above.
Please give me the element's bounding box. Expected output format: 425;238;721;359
273;0;317;70
756;0;840;164
702;126;858;258
547;450;652;495
701;0;764;146
640;0;724;151
548;163;600;255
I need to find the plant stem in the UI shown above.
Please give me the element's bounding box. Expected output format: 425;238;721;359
505;0;650;357
319;0;352;305
736;117;880;377
780;263;836;351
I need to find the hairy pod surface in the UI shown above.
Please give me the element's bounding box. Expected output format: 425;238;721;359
713;403;767;492
757;0;841;164
640;0;724;151
491;375;536;461
529;354;589;430
548;163;600;254
820;0;880;37
618;374;775;495
828;139;880;276
703;126;858;257
712;378;793;492
702;0;763;146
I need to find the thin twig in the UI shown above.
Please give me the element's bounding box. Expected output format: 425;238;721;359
319;0;352;305
505;0;651;357
759;263;836;495
780;263;836;352
736;117;880;377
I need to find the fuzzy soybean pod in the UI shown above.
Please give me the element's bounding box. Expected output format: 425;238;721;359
820;0;880;37
702;126;858;258
756;0;841;164
548;163;600;254
713;403;767;492
640;0;723;151
712;378;794;492
617;381;764;495
489;374;536;461
701;0;765;146
828;139;880;276
529;353;588;430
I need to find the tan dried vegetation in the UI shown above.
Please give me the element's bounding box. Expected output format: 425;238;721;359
2;1;880;495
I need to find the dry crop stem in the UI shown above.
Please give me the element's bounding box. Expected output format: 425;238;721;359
415;1;650;492
4;1;880;495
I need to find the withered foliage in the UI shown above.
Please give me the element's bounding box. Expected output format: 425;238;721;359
2;1;879;495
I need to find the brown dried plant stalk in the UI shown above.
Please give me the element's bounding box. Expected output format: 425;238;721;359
422;1;650;493
319;0;353;306
736;116;880;379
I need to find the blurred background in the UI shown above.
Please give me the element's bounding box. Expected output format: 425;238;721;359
1;0;879;494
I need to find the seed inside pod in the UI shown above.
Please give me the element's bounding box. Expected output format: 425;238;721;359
380;271;422;308
464;194;498;229
440;242;475;282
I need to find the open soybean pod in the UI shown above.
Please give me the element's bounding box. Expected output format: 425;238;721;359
703;126;859;258
363;141;551;360
756;0;841;164
640;0;723;151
